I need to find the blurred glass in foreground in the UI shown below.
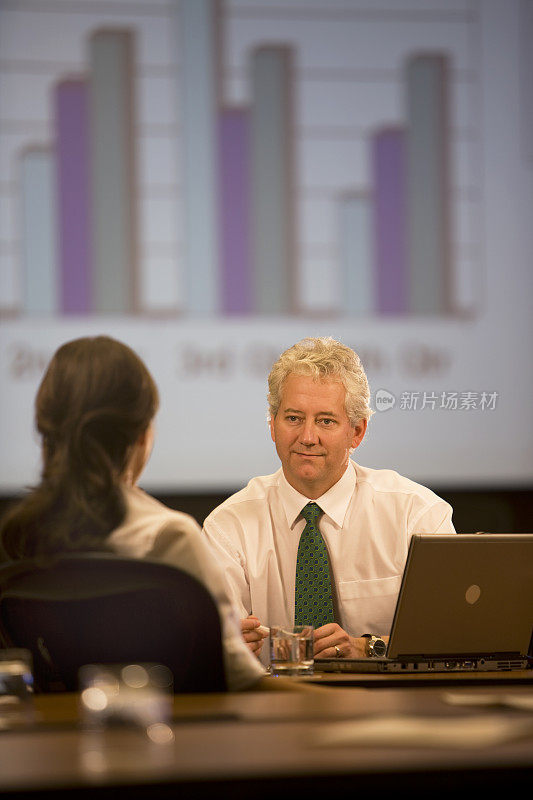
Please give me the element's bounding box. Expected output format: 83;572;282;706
79;663;175;777
79;663;174;733
0;648;34;729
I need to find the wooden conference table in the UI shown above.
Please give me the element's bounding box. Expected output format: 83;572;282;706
1;670;533;797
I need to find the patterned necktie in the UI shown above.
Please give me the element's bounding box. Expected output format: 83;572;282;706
294;502;335;628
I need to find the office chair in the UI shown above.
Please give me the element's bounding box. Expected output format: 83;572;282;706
0;553;227;693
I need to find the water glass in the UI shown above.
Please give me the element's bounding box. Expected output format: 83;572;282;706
0;648;34;729
269;625;314;676
79;663;174;734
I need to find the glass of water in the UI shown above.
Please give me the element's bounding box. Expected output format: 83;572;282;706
269;625;314;676
0;648;34;729
79;663;174;733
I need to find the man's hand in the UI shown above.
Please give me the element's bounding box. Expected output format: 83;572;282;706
313;623;387;659
241;615;268;656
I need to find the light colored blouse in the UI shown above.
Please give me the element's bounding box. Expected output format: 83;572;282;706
107;484;265;690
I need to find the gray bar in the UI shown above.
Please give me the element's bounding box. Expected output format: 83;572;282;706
520;0;533;162
21;148;58;315
180;0;221;314
406;54;451;314
251;46;296;315
90;29;138;314
339;193;373;315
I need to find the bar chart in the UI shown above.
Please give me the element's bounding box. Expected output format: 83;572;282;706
0;0;481;318
3;1;533;495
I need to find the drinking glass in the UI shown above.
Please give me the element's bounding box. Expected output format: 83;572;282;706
269;625;314;676
0;648;34;729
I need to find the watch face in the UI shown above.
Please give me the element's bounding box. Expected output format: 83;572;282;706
369;637;387;657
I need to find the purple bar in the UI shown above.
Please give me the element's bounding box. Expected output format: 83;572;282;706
373;127;407;314
218;107;252;314
56;78;91;313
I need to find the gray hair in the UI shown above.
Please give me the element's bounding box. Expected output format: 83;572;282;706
267;337;373;426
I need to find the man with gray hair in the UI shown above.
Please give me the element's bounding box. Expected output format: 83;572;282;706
203;337;455;664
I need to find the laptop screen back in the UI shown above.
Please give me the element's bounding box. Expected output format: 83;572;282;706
387;534;533;660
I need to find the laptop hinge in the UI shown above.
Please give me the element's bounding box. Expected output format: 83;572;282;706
398;652;524;661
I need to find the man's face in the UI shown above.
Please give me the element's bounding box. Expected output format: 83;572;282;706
270;373;367;499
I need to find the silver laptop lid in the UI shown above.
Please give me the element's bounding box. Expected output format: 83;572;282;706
387;533;533;660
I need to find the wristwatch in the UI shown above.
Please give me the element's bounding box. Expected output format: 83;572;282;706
362;633;387;658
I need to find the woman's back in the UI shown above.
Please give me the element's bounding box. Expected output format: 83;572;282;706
0;335;265;691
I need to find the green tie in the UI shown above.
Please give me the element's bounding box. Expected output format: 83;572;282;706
294;502;335;628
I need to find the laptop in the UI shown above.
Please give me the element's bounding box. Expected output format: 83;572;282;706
317;533;533;674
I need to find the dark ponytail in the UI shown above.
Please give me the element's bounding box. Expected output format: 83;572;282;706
0;337;159;558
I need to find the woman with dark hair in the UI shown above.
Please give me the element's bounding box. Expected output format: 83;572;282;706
0;336;264;690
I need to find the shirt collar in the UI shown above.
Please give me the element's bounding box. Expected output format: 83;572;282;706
277;460;356;530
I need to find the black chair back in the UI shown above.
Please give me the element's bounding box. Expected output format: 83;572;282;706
0;554;227;693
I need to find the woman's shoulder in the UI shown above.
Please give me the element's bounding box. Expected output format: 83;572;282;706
107;485;201;558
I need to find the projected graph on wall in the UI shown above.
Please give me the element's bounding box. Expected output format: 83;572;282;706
0;0;481;318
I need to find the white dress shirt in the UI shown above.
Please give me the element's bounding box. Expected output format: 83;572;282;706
107;484;265;691
203;461;455;663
